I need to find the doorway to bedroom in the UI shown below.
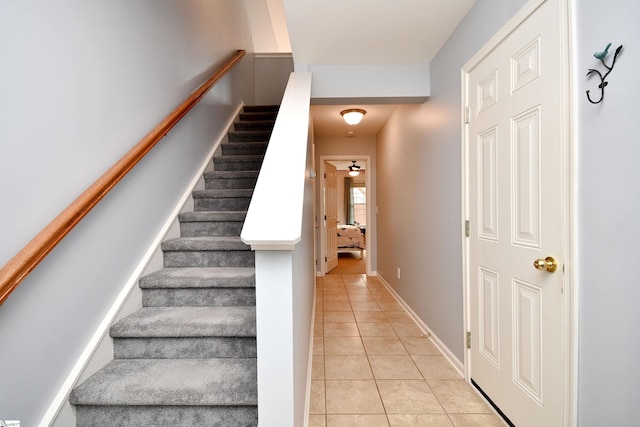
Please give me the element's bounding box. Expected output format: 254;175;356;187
319;156;372;276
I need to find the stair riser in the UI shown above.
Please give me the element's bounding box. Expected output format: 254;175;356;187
212;159;263;171
142;288;255;307
227;132;271;142
75;405;257;427
113;337;257;359
180;221;244;237
234;121;274;131
194;198;250;211
243;105;279;113
204;176;258;190
239;112;276;121
221;144;267;156
164;251;254;268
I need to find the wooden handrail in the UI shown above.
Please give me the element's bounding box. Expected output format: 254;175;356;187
0;49;246;305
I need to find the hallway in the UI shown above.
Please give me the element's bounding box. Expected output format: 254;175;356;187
308;264;504;426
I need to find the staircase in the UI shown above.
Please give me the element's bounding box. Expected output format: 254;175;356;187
69;105;278;426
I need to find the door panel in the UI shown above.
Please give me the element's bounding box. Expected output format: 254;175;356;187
466;0;566;425
325;162;338;273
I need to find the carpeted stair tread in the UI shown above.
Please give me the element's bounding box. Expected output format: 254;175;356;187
161;236;250;251
204;170;259;179
192;189;253;199
69;358;257;406
110;306;256;338
234;120;275;131
213;154;264;161
221;142;268;156
227;131;271;142
239;112;277;121
178;211;247;223
74;405;257;427
140;267;254;289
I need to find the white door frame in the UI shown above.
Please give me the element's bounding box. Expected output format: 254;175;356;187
319;155;373;276
460;0;577;425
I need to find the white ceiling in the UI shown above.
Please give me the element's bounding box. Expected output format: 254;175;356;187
247;0;477;137
281;0;476;65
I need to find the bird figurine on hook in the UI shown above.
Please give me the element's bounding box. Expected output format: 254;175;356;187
586;42;623;104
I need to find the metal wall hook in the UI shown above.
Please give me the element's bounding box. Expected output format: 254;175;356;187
586;43;623;104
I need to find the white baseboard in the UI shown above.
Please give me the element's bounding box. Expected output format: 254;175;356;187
41;103;243;427
375;274;464;376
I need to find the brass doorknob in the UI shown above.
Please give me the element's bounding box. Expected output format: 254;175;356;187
533;256;557;273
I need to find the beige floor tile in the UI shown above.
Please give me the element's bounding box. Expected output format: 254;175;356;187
314;337;324;355
325;380;385;414
324;286;348;293
427;380;492;414
324;322;360;337
326;414;390;427
323;311;356;322
312;355;325;380
342;273;366;284
369;355;423;379
377;380;444;413
412;355;461;379
324;302;353;312
384;311;413;322
324;336;366;355
324;295;350;304
351;302;382;312
391;322;426;337
348;294;378;303
373;295;398;303
448;413;506;427
387;414;454;427
315;322;324;337
400;337;442;355
378;302;406;312
310;380;326;414
358;322;397;337
308;414;326;427
345;281;369;289
325;355;373;379
323;276;345;285
354;311;388;323
345;287;371;295
362;337;408;355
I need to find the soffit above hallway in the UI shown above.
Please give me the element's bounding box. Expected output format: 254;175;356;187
281;0;476;65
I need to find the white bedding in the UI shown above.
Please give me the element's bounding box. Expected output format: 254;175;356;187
337;225;365;249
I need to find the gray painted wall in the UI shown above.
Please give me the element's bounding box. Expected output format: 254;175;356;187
575;0;640;424
376;0;528;361
255;54;294;105
0;1;254;424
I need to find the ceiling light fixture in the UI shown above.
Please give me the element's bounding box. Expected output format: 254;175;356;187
340;109;366;125
348;161;361;177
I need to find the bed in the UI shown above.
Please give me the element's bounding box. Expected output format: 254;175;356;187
337;224;366;256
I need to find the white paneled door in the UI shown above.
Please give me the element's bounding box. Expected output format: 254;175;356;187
465;0;569;425
325;161;338;273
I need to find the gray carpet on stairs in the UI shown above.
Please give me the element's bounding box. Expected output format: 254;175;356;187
69;105;278;426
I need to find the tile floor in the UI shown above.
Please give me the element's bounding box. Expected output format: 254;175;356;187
308;273;505;427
